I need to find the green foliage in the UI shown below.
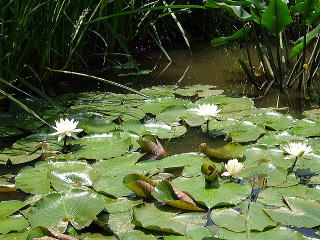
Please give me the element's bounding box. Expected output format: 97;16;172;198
1;86;320;239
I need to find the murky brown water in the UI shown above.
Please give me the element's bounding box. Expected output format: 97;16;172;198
139;44;319;118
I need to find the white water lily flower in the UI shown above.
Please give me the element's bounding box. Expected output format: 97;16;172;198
50;118;83;141
190;104;221;120
283;142;312;157
221;159;244;177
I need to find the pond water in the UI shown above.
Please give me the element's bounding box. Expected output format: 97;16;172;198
139;44;318;118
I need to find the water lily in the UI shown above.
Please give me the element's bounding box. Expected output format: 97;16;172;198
283;142;312;174
50;118;83;142
221;159;243;177
190;103;221;121
283;142;312;158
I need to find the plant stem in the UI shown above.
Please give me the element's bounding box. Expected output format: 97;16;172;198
63;136;68;153
206;120;209;133
288;156;299;174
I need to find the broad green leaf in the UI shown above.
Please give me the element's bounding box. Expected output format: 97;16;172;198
151;181;204;211
258;185;320;207
72;134;132;160
265;197;320;228
15;166;51;194
27;189;105;232
0;231;29;240
78;117;117;134
0;215;29;234
205;0;253;20
206;119;265;142
291;119;320;137
258;131;305;146
302;108;320;122
211;27;251;47
172;176;251;208
0;201;27;219
217;226;304;240
140;86;176;98
244;112;295;130
156;105;189;124
133;203;207;235
104;197;143;214
123;173;157;198
175;85;223;98
261;0;292;35
291;0;320;24
199;142;245;160
290;23;320;58
211;202;276;232
238;163;288;187
139;97;188;115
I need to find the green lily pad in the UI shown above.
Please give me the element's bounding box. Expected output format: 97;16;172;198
156;105;189;124
0;231;29;240
78;117;117;134
217;226;303;240
265;197;320;228
257;185;320;207
0;201;27;219
72;133;132;160
211;202;276;232
291;119;320;137
175;85;223;98
206;119;266;142
104;197;143;214
172;176;251;208
133;203;207;235
140;86;176;98
302;108;320;122
123;173;157;198
15;166;51;194
0;125;23;138
244;112;295;131
199;142;245;160
258;131;305;146
238;163;288;187
196;95;254;112
151;181;204;211
27;189;105;232
139;97;188;115
0;215;29;234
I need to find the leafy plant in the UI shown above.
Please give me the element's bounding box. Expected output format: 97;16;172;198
207;0;320;93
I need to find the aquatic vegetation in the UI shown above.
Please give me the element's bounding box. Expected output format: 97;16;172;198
221;158;244;177
50;118;83;142
190;103;221;121
0;85;320;239
207;0;320;92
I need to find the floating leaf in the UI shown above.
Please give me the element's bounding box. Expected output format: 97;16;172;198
0;200;27;219
27;189;105;232
265;197;320;228
72;134;132;160
137;135;168;158
133;203;207;235
0;215;29;234
291;119;320;137
206;119;265;142
151;181;203;211
211;202;276;232
175;85;223;98
140;86;176;98
199;142;245;160
172;176;251;208
139;97;188;115
123;174;157;198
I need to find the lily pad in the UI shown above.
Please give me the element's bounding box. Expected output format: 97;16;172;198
211;202;276;232
133;203;207;235
291;119;320;137
206;119;266;142
139;97;188;115
72;134;132;160
0;201;27;219
27;189;105;232
172;176;251;208
199;142;245;160
175;85;223;98
0;215;29;234
140;86;176;98
264;197;320;228
302;108;320;122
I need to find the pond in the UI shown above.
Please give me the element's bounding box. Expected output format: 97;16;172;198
0;46;320;240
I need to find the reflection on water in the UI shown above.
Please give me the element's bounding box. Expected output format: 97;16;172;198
140;45;319;118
